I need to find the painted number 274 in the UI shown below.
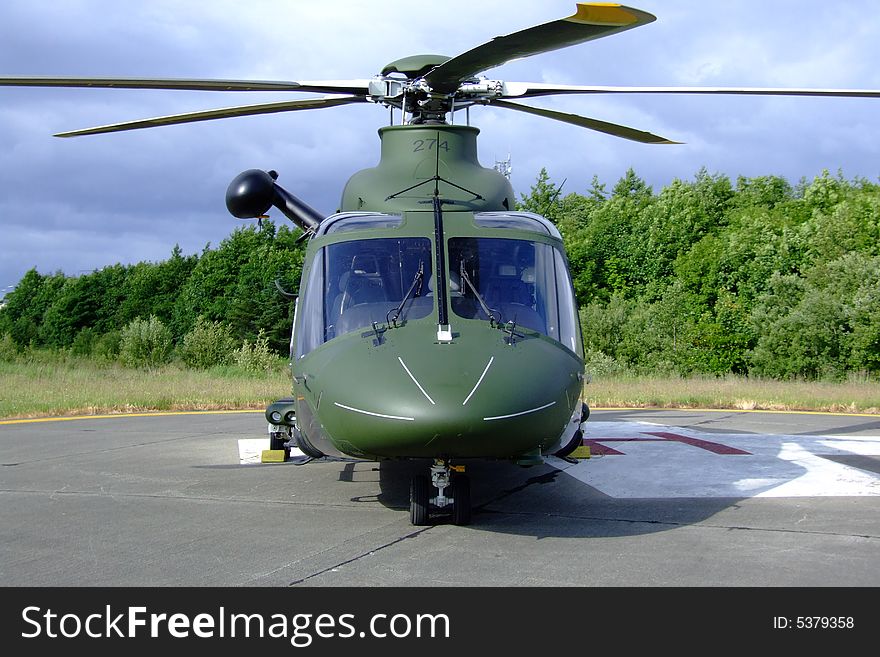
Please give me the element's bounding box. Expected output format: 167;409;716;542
412;139;449;152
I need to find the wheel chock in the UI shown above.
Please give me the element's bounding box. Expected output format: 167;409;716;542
261;449;288;463
570;445;591;459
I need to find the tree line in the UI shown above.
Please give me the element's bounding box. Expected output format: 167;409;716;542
519;167;879;380
0;222;304;369
1;167;878;379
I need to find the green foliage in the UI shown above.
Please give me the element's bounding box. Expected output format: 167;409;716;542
2;223;304;361
582;348;626;378
750;254;880;379
734;174;792;209
554;167;880;380
0;269;66;347
580;294;636;358
92;330;122;362
517;167;564;224
233;329;278;375
4;168;878;382
171;222;304;353
70;327;98;357
118;245;197;327
38;264;129;349
0;333;18;362
119;316;173;368
179;316;237;369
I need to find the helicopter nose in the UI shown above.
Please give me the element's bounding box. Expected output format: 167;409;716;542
318;331;582;459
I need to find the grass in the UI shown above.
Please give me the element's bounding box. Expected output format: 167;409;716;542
1;356;879;420
0;356;290;420
585;373;880;414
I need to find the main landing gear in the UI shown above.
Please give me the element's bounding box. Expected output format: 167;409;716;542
410;459;471;526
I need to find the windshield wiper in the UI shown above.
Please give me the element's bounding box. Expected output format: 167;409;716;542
387;260;424;327
458;260;501;328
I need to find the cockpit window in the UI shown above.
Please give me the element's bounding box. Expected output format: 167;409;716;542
448;237;582;355
295;237;433;357
473;212;561;239
318;213;403;235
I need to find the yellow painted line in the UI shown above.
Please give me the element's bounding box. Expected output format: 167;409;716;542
589;407;879;418
2;406;877;426
0;409;263;426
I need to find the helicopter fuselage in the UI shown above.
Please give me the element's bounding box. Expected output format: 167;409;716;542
281;125;586;464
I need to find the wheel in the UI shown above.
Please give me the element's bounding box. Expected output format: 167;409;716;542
410;475;430;526
291;425;324;459
554;428;583;458
269;431;287;451
268;430;290;459
451;474;471;526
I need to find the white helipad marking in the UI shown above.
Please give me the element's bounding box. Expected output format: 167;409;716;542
753;441;880;497
551;421;880;498
237;438;306;465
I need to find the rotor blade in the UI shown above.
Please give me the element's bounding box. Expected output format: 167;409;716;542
424;3;655;94
502;83;880;99
0;76;371;95
490;99;680;144
53;95;367;137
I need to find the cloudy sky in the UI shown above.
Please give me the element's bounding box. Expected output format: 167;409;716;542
1;0;879;293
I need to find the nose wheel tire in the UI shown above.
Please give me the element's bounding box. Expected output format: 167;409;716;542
555;427;584;458
410;475;430;526
451;474;471;526
410;460;471;526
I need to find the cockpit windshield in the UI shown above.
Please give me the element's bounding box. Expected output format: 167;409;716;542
295;233;581;358
296;237;433;357
448;237;582;355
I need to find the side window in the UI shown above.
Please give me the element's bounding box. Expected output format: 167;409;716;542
289;296;299;362
554;249;582;357
294;249;324;359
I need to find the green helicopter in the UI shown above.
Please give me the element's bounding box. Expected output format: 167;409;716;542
4;3;880;525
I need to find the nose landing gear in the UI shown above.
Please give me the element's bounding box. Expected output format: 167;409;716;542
410;459;471;526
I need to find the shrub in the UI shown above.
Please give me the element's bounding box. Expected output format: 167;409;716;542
0;333;18;362
583;348;626;378
179;316;237;369
233;329;277;375
70;327;98;357
93;330;122;362
119;316;173;368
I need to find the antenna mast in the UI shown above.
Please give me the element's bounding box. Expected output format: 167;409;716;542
494;154;512;180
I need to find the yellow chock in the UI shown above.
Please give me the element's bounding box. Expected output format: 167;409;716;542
261;449;287;463
570;445;591;459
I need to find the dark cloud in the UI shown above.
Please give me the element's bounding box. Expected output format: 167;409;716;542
1;0;878;293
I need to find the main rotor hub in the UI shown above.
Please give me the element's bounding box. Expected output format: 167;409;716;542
368;68;505;124
370;57;505;125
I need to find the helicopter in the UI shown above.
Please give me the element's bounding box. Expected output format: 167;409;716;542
3;3;880;526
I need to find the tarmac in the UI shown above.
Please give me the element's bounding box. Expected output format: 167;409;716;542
1;408;878;586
